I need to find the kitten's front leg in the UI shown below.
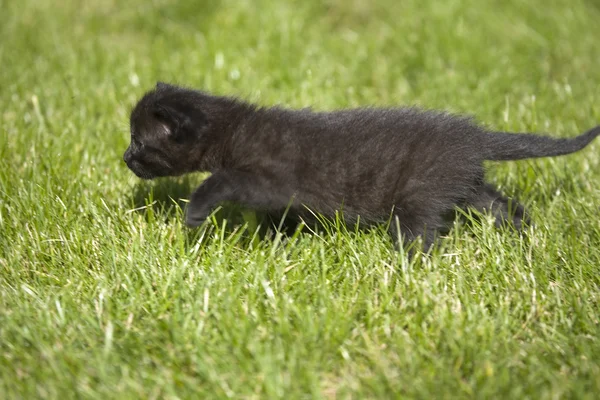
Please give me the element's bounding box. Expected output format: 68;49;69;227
185;172;232;227
185;170;294;227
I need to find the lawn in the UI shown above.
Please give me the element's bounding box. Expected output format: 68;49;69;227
1;0;600;398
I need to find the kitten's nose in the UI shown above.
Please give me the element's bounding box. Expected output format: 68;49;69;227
123;148;133;164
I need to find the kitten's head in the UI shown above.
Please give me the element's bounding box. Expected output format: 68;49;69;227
124;82;214;179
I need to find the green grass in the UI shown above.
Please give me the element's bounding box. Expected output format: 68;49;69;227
1;0;600;398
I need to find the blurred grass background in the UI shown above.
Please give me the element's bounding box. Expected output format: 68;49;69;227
1;0;600;398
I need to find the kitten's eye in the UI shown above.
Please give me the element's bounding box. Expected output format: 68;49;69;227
131;138;144;150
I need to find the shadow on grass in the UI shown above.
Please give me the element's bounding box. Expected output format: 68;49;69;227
130;176;194;217
128;176;307;243
126;176;544;257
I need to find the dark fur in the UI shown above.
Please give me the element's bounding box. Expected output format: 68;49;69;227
124;82;599;249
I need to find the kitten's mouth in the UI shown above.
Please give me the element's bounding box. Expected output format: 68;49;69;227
134;170;156;180
127;160;157;180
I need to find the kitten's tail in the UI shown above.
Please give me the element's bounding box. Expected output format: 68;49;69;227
484;125;600;161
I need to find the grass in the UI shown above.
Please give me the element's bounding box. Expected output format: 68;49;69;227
1;0;600;398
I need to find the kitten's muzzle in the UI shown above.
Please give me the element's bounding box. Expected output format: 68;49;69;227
123;148;134;164
123;148;154;179
127;160;155;180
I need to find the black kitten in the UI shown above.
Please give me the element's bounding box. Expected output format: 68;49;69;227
124;82;599;249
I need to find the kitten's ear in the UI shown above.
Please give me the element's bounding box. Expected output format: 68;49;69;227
152;105;192;138
156;82;172;91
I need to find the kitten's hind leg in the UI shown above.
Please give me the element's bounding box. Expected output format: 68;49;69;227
389;214;442;255
468;183;529;229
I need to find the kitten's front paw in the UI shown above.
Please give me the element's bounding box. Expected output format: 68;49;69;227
185;209;208;227
185;215;206;228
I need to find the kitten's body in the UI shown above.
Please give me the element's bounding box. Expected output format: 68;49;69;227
124;83;599;249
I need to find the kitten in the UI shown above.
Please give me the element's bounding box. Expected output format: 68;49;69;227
124;82;599;249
